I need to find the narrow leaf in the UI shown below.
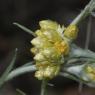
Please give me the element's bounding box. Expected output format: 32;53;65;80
0;48;17;87
13;22;36;37
21;61;34;67
16;89;26;95
5;65;36;82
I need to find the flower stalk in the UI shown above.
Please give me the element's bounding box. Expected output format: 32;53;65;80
71;0;95;25
41;80;47;95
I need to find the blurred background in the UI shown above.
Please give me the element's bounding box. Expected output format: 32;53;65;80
0;0;95;95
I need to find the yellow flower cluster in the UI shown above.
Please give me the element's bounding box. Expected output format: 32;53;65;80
31;20;78;80
85;65;95;80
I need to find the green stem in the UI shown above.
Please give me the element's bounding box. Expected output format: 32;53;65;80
78;15;92;95
41;80;47;95
71;0;95;25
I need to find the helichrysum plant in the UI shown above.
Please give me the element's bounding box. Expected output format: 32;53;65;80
0;0;95;95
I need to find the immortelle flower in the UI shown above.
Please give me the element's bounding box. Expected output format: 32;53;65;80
31;20;78;80
84;64;95;81
81;64;95;87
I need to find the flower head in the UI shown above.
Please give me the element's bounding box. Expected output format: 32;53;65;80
31;20;78;80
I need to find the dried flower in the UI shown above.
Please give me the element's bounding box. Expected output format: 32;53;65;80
31;20;79;80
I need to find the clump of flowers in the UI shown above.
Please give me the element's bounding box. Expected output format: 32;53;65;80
83;64;95;81
31;20;78;80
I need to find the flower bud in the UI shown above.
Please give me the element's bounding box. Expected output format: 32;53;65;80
35;70;44;80
31;37;52;48
44;65;60;79
84;64;95;81
64;25;78;40
34;52;45;61
39;20;58;30
35;64;61;80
